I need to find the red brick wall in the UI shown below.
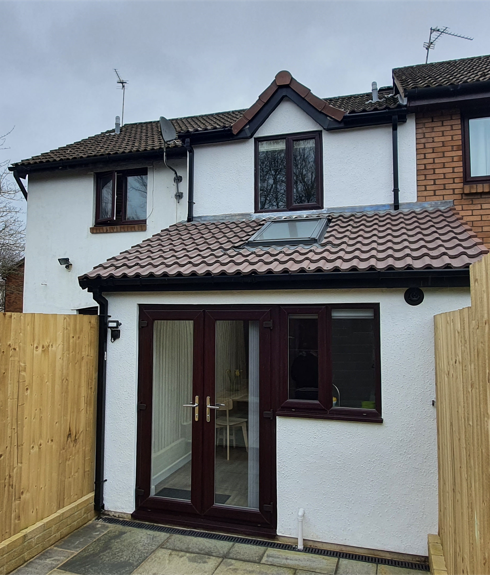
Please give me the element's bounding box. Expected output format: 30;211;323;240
5;260;24;313
416;109;490;246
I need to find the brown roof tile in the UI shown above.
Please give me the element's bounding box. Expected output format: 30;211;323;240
393;54;490;95
80;208;487;282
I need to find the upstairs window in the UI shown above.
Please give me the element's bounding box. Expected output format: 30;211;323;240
95;168;148;226
463;111;490;182
255;132;323;212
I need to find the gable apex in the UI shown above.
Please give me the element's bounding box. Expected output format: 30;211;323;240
232;71;345;135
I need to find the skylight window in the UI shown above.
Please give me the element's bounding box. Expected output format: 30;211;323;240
248;218;329;246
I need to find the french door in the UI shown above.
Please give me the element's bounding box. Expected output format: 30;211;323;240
133;306;276;534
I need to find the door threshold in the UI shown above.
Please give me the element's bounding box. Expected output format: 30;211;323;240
97;516;429;572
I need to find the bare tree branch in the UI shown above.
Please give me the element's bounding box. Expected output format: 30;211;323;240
0;129;25;310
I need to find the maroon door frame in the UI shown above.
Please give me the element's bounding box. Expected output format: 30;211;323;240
133;305;277;536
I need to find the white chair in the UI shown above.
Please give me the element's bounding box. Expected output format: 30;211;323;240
216;398;248;461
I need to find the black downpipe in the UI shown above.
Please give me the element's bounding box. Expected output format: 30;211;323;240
13;170;28;200
392;115;400;211
92;289;109;512
185;138;194;222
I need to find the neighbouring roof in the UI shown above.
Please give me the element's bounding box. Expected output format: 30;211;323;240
393;54;490;96
79;207;487;283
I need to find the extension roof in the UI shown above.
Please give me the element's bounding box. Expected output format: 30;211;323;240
393;54;490;96
79;207;487;285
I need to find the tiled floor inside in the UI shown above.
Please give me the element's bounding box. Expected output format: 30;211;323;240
12;520;429;575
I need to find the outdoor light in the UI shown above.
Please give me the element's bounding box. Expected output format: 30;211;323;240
107;319;122;342
58;258;72;270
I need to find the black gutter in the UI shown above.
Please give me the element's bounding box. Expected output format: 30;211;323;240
326;109;407;131
404;80;490;109
79;268;470;293
9;147;185;177
13;170;28;200
184;138;195;222
392;116;400;211
92;289;109;513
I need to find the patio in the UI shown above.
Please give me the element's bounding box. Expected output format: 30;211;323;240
11;518;429;575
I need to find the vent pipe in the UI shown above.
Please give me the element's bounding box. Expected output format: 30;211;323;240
371;82;379;102
115;116;120;134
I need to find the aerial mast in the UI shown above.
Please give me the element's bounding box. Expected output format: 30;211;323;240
114;69;128;125
424;27;473;64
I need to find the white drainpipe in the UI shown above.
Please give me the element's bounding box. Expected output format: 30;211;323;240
297;508;305;551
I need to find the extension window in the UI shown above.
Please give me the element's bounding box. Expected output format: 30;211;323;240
277;304;382;422
255;132;323;212
95;168;148;226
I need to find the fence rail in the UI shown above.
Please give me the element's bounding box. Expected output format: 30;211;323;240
434;255;490;575
0;313;98;543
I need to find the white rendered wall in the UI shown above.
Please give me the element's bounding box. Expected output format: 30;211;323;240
101;287;469;556
193;99;417;217
23;160;187;313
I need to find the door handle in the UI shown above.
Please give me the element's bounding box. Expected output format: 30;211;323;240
183;395;199;421
206;396;225;422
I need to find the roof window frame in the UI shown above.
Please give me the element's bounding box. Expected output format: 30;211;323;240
247;218;329;247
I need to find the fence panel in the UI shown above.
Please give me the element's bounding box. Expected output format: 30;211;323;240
0;313;98;543
434;255;490;575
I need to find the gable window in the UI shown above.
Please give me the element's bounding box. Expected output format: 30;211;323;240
277;304;381;422
95;168;148;226
463;111;490;182
255;132;323;212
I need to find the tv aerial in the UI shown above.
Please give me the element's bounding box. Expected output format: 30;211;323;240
114;69;128;125
424;27;473;64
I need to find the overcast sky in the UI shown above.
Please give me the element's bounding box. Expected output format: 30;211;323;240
1;0;490;175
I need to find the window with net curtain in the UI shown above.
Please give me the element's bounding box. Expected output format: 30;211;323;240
256;132;322;212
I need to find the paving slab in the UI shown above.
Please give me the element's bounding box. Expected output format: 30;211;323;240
262;548;338;574
226;542;268;562
131;548;222;575
335;558;377;574
11;548;74;575
378;565;428;575
162;533;233;557
214;558;295;574
55;521;111;552
58;527;168;575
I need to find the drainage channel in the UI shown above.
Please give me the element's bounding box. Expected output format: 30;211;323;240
96;516;429;571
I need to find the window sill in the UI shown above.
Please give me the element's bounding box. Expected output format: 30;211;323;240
276;408;382;423
90;224;147;234
463;182;490;194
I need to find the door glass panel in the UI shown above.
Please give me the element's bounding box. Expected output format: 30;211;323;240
152;320;194;500
214;320;259;509
288;314;319;400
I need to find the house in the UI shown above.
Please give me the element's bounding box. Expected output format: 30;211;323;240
9;54;490;557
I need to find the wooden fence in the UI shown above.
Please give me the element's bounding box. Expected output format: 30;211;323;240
0;313;98;543
434;254;490;575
